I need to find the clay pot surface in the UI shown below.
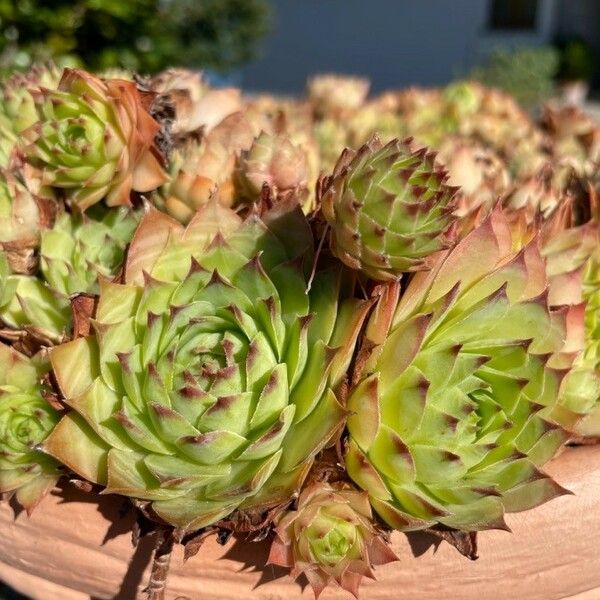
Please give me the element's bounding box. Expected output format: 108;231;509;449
1;445;599;600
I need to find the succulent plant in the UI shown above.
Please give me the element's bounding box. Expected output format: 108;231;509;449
268;481;397;598
314;118;350;173
321;136;458;281
156;111;269;223
508;135;551;181
0;207;138;344
343;100;405;150
0;64;62;169
307;75;370;119
542;105;600;176
2;59;600;600
438;140;509;233
395;88;446;147
0;63;62;141
578;250;600;436
0;343;61;513
503;170;563;224
149;68;242;138
583;250;600;370
154;140;227;224
442;81;483;124
345;208;589;532
540;220;600;437
456;88;535;156
276;110;321;213
236;131;309;205
0;170;56;259
540;209;597;315
43;202;371;532
18;69;168;210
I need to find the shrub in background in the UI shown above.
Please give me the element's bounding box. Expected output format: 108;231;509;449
0;0;270;75
556;37;596;83
471;46;559;107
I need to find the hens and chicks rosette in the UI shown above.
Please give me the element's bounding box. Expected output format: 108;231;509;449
0;66;599;599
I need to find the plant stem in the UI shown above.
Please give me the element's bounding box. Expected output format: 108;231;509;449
145;528;174;600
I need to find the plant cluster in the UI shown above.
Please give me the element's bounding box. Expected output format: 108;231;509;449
1;67;600;599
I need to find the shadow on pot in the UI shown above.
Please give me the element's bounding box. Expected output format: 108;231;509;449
222;535;308;592
49;482;155;600
26;481;451;599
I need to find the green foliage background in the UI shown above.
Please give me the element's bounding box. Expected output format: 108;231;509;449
471;47;559;107
0;0;270;74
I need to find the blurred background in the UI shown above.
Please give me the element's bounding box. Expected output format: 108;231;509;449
1;0;599;107
244;0;599;98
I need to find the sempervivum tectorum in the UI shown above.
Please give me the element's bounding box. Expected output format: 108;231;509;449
346;208;590;532
0;343;61;513
542;105;600;176
148;68;242;138
17;68;168;210
583;251;600;371
438;140;509;233
508;134;551;180
157;140;232;224
156;111;270;224
395;88;445;147
321;136;459;281
236;131;309;205
43;201;371;532
457;88;535;156
540;219;600;437
578;250;600;436
441;81;483;123
344;99;405;149
0;64;60;169
307;74;370;119
0;170;56;274
268;481;397;598
0;207;138;345
503;169;563;224
314;118;350;174
0;63;62;154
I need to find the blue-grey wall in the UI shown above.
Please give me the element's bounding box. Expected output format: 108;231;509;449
240;0;580;93
242;0;489;93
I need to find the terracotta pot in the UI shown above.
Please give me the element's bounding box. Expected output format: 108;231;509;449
1;445;599;600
